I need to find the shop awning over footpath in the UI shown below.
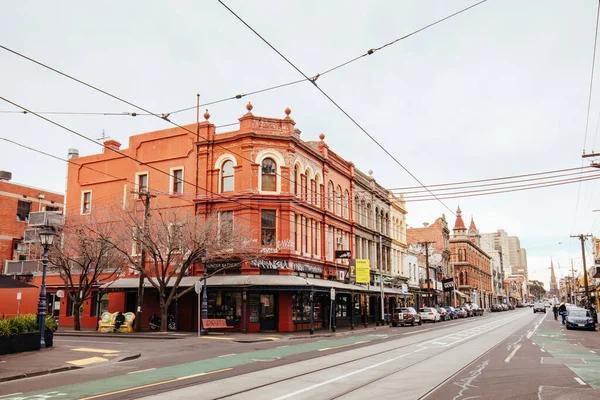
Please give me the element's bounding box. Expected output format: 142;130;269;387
101;276;410;296
454;290;468;298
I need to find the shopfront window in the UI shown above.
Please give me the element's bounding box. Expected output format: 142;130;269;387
207;290;242;324
292;293;322;322
336;296;348;317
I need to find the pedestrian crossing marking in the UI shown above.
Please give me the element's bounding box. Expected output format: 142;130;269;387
71;348;120;354
67;356;109;366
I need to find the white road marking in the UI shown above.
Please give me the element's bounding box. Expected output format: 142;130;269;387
590;350;596;353
574;377;586;385
504;344;521;363
404;328;434;335
276;345;290;348
540;348;546;352
0;394;23;399
218;353;237;357
527;314;545;339
54;339;126;345
272;349;421;400
128;368;156;374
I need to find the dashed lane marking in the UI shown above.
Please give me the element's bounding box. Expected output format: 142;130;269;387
218;353;236;357
504;344;521;363
575;377;587;385
71;348;120;354
0;394;23;399
67;357;109;366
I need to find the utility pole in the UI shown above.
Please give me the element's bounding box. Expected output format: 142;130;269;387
379;234;384;325
571;234;592;305
133;190;155;332
420;241;435;307
571;259;577;304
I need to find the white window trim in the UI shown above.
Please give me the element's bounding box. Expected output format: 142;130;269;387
135;171;149;199
81;190;92;215
256;149;285;194
215;154;238;194
169;166;184;195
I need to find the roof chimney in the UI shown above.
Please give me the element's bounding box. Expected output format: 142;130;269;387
103;140;121;152
423;222;430;228
0;170;12;181
68;148;79;159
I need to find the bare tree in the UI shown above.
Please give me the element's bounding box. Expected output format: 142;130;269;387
48;213;125;331
106;204;262;332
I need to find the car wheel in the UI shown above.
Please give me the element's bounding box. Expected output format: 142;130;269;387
419;319;422;325
401;324;404;327
411;321;415;326
433;318;437;323
566;325;571;330
392;322;397;327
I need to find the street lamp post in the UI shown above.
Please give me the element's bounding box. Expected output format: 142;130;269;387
200;269;208;336
37;228;55;349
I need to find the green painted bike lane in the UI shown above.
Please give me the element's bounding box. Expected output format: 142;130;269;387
9;334;388;400
531;328;600;389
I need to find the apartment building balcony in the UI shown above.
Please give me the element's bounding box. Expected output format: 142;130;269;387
3;259;59;275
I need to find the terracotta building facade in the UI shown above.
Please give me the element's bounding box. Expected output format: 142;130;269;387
449;207;493;309
63;104;409;332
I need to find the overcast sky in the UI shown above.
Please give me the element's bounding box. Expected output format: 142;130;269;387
1;0;599;289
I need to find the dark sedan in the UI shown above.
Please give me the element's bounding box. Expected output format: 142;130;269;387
565;308;596;331
392;307;422;327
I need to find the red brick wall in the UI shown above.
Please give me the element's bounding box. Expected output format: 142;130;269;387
0;181;63;274
0;287;39;318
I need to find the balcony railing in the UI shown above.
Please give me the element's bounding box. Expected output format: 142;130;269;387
4;260;60;275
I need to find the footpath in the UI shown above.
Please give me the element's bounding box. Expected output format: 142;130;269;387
0;323;392;383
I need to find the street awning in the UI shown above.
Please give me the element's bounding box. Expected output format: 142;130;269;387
454;290;468;298
102;276;411;295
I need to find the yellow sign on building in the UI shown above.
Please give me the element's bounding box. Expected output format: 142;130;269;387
355;259;370;283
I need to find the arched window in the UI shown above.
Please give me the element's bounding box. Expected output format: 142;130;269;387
336;185;342;215
304;169;311;203
343;190;349;219
384;213;389;235
375;207;379;231
327;181;334;211
221;160;234;192
366;203;372;228
261;158;277;191
354;196;360;222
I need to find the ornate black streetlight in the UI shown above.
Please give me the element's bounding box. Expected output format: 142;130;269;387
37;227;56;349
200;250;208;336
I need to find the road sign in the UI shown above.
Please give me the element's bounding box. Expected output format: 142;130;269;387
194;280;204;294
56;290;64;298
16;292;21;300
330;288;335;298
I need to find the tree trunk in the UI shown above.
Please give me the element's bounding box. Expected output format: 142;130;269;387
73;301;82;331
160;296;168;332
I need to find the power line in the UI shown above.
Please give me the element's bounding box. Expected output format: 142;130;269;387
170;0;488;116
404;173;600;202
0;110;149;117
216;0;489;217
388;166;593;191
583;0;600;153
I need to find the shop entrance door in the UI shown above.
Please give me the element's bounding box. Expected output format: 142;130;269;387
259;294;277;331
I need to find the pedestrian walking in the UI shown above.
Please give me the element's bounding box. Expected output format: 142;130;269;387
551;297;558;320
558;299;567;325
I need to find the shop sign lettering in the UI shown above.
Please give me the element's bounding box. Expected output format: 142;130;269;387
292;262;323;274
205;261;242;272
251;260;288;270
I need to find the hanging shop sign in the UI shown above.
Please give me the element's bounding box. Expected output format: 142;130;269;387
442;278;455;292
402;283;409;295
251;260;288;270
335;250;352;259
292;262;323;275
355;259;370;284
205;261;242;272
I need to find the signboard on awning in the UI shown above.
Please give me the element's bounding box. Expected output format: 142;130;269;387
442;278;454;292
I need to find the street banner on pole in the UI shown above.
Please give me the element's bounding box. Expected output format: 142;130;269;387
356;259;370;283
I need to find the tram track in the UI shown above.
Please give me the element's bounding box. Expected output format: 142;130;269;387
214;312;529;400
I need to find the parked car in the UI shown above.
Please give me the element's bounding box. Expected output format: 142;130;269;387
461;304;475;317
435;306;450;321
533;301;546;313
470;303;484;316
419;307;441;323
442;306;458;319
508;303;515;310
565;308;596;331
392;307;422;327
455;306;468;318
491;304;501;312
